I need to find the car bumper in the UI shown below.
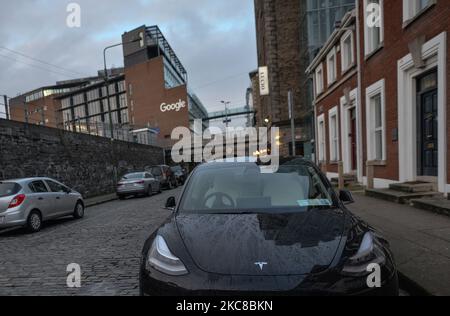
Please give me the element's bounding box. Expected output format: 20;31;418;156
0;210;27;229
139;268;399;297
117;187;146;196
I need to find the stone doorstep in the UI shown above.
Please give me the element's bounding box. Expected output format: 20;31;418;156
365;188;442;205
410;197;450;217
389;182;435;193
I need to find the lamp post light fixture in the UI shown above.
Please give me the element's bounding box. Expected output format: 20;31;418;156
221;100;231;128
103;36;143;139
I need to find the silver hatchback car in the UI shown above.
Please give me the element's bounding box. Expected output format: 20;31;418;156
0;178;84;233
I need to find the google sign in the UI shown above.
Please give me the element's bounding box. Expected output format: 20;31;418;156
160;99;187;113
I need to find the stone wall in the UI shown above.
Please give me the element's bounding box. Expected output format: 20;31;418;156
0;119;164;198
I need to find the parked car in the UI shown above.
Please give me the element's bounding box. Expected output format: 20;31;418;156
170;165;187;186
139;158;399;296
0;178;84;233
150;165;177;190
117;172;161;200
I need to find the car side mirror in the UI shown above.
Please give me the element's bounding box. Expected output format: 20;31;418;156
165;197;176;211
339;190;354;205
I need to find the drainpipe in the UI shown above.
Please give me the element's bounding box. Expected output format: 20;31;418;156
355;1;364;185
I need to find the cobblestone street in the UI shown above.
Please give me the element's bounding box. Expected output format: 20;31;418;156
0;189;181;296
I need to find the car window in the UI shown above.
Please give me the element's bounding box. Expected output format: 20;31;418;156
46;180;66;193
152;167;162;176
145;173;153;179
179;163;335;214
123;173;144;180
29;181;49;193
0;182;21;198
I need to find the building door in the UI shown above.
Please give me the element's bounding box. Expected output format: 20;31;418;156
349;107;357;171
417;71;438;177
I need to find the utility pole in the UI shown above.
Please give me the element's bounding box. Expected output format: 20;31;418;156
288;90;296;157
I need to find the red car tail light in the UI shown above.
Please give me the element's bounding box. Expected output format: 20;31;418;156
8;194;26;209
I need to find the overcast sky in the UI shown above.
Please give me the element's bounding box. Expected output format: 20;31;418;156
0;0;257;118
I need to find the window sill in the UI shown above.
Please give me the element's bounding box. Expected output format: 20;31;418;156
367;160;387;167
403;2;436;29
365;44;384;62
327;80;337;89
341;64;356;76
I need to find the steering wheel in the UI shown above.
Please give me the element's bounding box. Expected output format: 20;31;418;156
203;192;235;209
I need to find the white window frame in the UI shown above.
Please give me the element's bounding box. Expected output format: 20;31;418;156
317;114;327;162
365;79;386;162
363;0;384;56
403;0;435;23
326;47;337;85
341;30;355;73
328;106;340;162
315;64;324;95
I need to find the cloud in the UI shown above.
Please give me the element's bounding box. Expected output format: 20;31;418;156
0;0;257;113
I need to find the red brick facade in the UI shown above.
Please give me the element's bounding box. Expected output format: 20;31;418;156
309;0;449;194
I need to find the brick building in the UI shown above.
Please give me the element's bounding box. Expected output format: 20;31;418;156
308;0;449;196
9;25;208;145
252;0;355;158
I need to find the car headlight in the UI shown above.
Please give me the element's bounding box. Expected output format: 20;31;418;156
341;232;386;276
146;235;188;276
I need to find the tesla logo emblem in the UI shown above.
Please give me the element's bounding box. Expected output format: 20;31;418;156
255;262;268;271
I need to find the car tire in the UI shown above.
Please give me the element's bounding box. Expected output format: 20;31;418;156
118;195;126;200
27;211;42;233
146;187;152;197
73;202;85;219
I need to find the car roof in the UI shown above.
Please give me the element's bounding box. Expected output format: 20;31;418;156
0;177;55;184
198;157;314;171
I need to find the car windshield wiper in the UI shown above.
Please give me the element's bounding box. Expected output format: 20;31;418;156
207;211;258;215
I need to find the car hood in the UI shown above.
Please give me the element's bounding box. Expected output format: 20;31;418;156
176;209;346;276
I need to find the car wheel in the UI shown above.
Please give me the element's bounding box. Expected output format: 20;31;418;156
118;195;126;200
158;184;162;194
146;187;152;197
73;202;85;219
27;211;42;233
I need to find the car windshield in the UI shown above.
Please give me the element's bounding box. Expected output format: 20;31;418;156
122;173;144;180
171;166;182;172
0;182;21;198
179;162;336;214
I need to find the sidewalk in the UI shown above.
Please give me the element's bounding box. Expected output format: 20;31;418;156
84;193;117;208
348;193;450;296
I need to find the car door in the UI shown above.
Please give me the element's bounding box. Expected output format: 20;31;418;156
145;173;157;192
45;180;73;216
151;167;163;183
28;180;53;219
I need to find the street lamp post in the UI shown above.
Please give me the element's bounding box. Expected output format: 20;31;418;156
1;95;9;120
221;100;231;128
103;37;142;139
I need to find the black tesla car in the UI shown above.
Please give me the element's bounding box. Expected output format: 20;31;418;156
139;158;399;296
